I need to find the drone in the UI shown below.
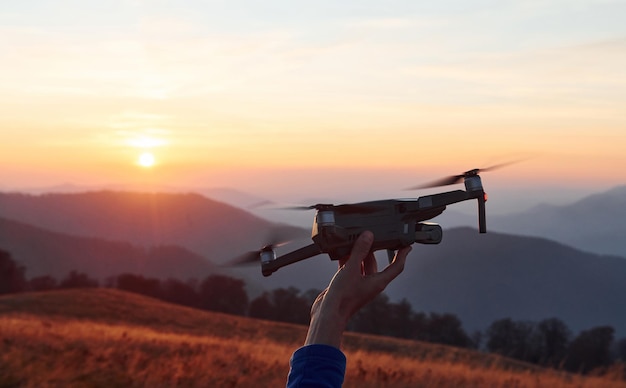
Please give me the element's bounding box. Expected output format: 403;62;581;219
228;167;499;277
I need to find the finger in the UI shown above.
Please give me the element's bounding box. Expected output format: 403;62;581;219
363;252;378;276
345;231;374;274
377;245;411;284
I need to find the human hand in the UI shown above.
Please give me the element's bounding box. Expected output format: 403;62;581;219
304;231;411;348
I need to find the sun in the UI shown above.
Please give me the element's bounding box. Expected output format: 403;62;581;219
137;152;156;168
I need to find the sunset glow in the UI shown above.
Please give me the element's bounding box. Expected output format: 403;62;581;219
137;152;156;168
1;1;625;205
127;136;167;149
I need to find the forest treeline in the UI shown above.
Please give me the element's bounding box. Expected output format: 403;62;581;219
2;248;625;375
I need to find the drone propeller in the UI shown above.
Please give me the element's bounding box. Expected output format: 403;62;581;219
222;236;290;267
278;203;384;214
407;161;520;190
278;204;319;211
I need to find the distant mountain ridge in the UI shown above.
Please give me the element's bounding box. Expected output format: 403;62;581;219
0;217;217;280
392;227;626;337
0;191;308;263
493;185;626;256
433;185;626;257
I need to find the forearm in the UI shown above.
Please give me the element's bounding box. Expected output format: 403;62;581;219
304;307;347;348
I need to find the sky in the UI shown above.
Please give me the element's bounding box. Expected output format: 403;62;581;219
2;0;625;214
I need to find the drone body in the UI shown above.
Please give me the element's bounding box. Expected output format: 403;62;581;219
251;171;489;277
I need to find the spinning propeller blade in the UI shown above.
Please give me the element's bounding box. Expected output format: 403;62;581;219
406;174;465;190
278;205;319;211
278;203;384;214
224;251;263;266
407;161;522;190
222;233;291;267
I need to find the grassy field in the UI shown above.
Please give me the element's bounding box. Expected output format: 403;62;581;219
1;289;624;387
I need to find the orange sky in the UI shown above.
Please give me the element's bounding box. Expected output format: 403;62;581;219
1;1;625;207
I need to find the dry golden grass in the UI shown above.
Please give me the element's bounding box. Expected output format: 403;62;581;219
1;289;624;387
1;315;294;387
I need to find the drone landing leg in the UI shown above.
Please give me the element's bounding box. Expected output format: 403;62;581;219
478;195;487;233
386;249;395;264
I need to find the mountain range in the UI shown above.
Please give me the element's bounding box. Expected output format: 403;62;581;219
0;191;307;263
0;188;624;337
392;227;626;337
434;185;626;258
0;217;217;280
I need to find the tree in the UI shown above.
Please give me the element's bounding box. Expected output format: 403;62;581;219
115;274;162;299
617;337;626;362
410;312;429;341
0;249;27;294
386;298;415;339
422;313;472;348
161;278;200;308
199;274;248;316
487;318;515;355
58;271;99;289
249;292;275;320
565;326;615;374
29;275;58;292
349;294;392;335
248;288;310;324
486;318;543;363
537;318;571;367
269;287;310;324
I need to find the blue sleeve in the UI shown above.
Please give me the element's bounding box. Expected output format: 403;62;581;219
286;344;346;388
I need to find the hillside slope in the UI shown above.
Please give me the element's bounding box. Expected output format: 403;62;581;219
491;185;626;257
434;185;626;257
1;289;622;387
0;288;302;343
392;227;626;337
0;217;217;280
0;288;547;367
0;191;308;262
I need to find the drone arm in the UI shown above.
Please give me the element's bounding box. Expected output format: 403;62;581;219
261;243;322;277
420;190;474;208
420;189;486;233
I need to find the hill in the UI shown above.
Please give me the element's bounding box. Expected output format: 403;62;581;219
0;217;218;280
434;185;626;257
2;289;621;387
392;227;626;337
0;191;308;263
492;185;626;257
0;288;300;342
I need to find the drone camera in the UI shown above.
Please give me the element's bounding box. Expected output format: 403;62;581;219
415;222;443;244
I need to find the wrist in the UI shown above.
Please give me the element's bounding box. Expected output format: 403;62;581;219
305;303;348;348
